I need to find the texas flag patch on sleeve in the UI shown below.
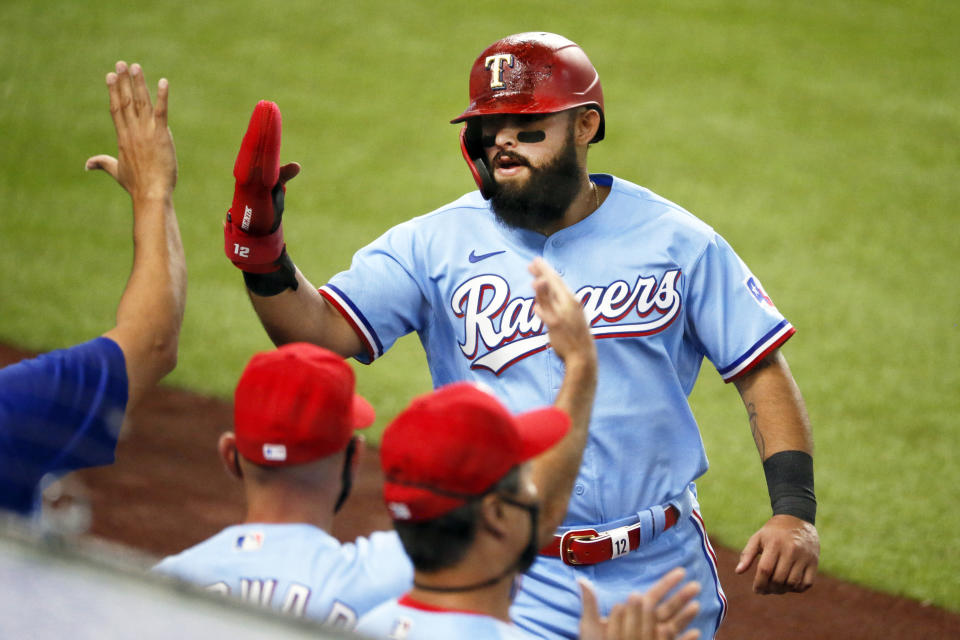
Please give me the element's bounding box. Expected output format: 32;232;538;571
745;275;775;307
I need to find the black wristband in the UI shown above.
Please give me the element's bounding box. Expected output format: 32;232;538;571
762;450;816;525
243;249;299;297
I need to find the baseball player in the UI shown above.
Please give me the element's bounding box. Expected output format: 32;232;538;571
225;32;819;640
153;342;412;628
356;261;700;640
1;61;184;516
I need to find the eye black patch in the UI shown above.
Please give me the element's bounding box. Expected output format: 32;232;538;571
481;135;496;147
517;130;546;143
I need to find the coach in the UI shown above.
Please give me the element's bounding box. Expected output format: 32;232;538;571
0;61;185;516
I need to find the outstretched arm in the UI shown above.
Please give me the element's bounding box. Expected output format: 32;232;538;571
527;257;598;545
732;349;820;594
88;61;185;410
246;261;363;357
220;101;362;356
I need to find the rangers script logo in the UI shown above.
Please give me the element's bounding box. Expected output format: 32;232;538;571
452;269;682;374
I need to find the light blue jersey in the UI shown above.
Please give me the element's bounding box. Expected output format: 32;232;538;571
323;175;794;638
356;596;531;640
153;524;412;630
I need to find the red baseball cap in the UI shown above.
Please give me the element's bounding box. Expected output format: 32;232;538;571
380;382;570;522
234;343;375;466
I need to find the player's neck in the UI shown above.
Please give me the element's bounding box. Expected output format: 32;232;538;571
407;540;518;623
407;570;515;623
239;457;341;529
243;488;335;531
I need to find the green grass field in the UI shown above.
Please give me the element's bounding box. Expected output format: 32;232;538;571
1;0;957;611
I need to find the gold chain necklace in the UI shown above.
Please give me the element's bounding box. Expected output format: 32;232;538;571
591;181;600;210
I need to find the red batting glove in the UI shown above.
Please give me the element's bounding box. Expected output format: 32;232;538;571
224;100;286;273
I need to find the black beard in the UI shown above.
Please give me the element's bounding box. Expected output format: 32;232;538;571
490;130;582;232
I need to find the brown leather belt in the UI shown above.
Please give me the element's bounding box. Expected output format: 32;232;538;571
540;505;680;566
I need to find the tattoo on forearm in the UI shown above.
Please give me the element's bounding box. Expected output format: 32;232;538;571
748;402;765;459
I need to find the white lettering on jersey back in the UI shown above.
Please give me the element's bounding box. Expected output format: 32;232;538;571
206;579;317;619
281;583;312;617
324;600;359;629
452;270;682;374
240;578;277;607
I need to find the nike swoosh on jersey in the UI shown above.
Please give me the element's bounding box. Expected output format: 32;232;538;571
468;249;506;263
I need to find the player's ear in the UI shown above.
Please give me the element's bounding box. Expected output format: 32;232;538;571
575;107;601;145
479;493;510;539
217;432;243;480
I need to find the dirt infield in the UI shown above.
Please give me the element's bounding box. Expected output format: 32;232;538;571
4;344;957;639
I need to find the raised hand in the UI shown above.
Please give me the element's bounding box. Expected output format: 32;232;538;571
529;257;595;368
86;61;176;202
579;569;702;640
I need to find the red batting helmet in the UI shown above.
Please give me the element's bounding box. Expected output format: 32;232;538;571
451;32;605;199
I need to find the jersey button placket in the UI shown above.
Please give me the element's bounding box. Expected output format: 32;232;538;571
543;235;569;388
546;236;565;275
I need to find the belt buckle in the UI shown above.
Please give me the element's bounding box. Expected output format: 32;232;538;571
559;528;599;566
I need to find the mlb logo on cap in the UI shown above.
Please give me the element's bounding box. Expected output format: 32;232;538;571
388;502;413;520
262;444;287;462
